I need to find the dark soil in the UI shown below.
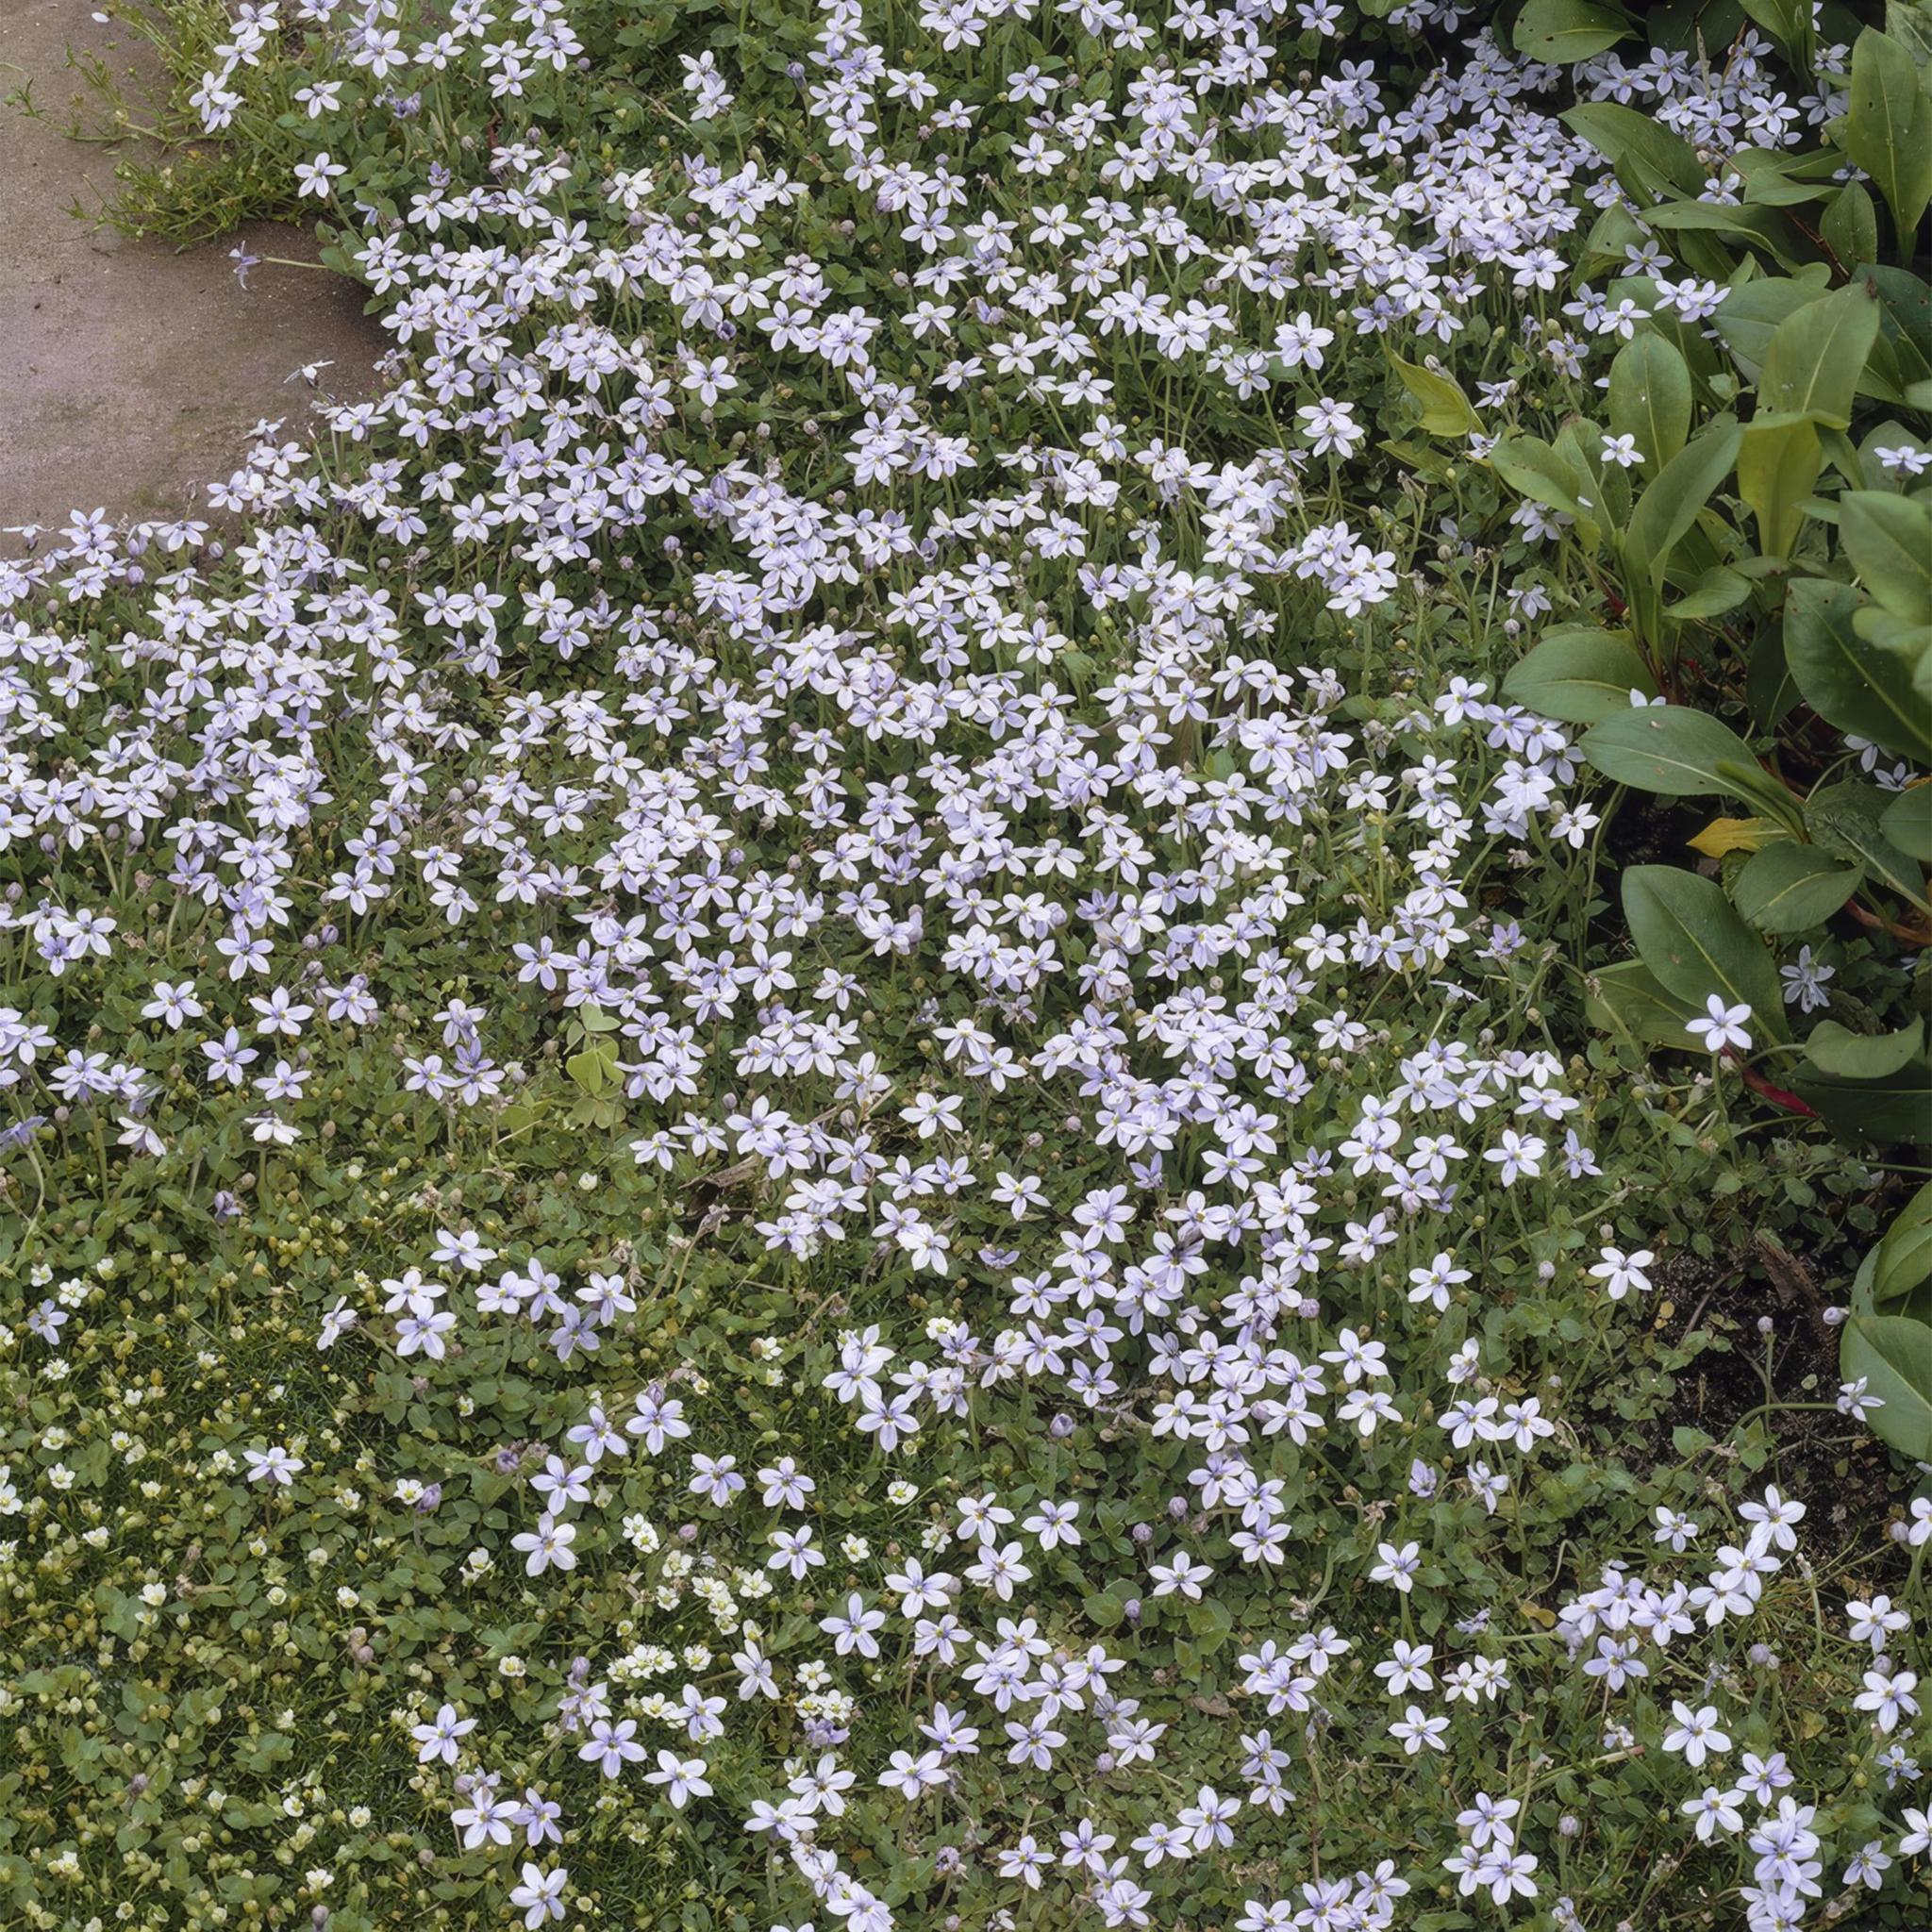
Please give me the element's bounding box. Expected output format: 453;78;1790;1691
1649;1241;1904;1564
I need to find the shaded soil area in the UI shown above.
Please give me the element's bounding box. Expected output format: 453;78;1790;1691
0;0;387;535
1651;1241;1904;1561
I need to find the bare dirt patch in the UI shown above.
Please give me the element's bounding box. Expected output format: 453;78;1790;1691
0;0;387;535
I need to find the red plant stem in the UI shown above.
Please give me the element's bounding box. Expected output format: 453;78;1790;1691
1733;1059;1819;1120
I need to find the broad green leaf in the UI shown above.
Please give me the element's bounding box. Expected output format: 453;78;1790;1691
1822;184;1880;272
1736;415;1824;558
1488;435;1591;525
1579;705;1759;795
1584;958;1700;1052
1623;418;1740;586
1727;143;1837;207
1757;278;1883;423
1746;617;1800;729
1642;199;1815;272
1730;841;1863;930
1503;628;1658;724
1562;103;1705;201
1514;0;1630;62
1805;1016;1926;1079
1874;1178;1932;1304
1386;347;1482;438
1664;565;1751;620
1841;28;1932;241
1841;1313;1932;1457
1840;490;1932;621
1608;333;1690;470
1889;0;1932;74
1622;863;1789;1038
1807;778;1932;907
1784;577;1932;762
1792;1058;1932;1142
1881;783;1932;859
1713;278;1834;379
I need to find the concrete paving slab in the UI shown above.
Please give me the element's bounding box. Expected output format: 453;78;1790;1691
0;0;387;535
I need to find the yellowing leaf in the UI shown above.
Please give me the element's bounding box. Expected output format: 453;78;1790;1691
1687;816;1777;857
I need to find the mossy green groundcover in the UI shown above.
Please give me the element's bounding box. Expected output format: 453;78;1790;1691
2;1;1931;1929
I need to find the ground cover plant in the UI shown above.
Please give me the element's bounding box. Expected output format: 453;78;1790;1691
2;1;1931;1929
